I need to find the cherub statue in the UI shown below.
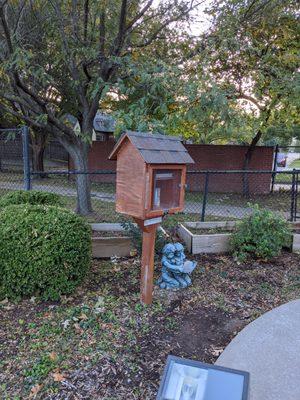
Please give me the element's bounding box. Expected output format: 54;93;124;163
157;242;197;290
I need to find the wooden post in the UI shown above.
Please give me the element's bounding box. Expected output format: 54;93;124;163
140;224;158;304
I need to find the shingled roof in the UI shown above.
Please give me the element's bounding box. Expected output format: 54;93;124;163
109;131;194;164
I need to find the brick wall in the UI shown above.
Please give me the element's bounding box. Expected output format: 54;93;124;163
80;141;274;193
184;144;274;193
87;141;116;183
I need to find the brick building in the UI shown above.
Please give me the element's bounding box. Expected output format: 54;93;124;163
83;140;274;193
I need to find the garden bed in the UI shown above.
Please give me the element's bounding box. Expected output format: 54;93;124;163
290;222;300;253
0;251;299;399
91;223;132;258
178;221;236;254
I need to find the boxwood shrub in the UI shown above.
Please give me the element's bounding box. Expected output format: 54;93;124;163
0;190;62;207
0;205;91;300
230;205;291;261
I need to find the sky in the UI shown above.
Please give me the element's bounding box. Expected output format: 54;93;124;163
153;0;213;35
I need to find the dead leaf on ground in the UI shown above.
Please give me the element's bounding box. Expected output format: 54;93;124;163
49;351;58;361
29;384;43;398
52;371;66;382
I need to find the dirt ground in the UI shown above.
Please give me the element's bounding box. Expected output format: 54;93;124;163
0;251;299;399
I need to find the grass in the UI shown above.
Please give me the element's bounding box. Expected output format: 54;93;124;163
186;191;291;213
289;159;300;168
274;160;300;184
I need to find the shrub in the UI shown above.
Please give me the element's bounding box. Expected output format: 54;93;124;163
230;205;291;261
121;220;167;257
0;190;62;208
0;205;91;300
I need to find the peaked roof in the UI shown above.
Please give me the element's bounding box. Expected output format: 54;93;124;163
109;131;194;164
93;112;115;133
62;114;78;127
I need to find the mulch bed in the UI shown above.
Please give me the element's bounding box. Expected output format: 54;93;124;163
0;251;299;399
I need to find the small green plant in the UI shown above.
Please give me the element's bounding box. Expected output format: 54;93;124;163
25;354;58;383
0;205;91;300
121;219;167;257
230;205;291;261
0;190;62;207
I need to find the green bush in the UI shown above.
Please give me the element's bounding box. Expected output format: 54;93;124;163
0;190;62;208
230;205;291;261
0;205;91;300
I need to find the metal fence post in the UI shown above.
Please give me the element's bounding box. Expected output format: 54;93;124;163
201;171;209;222
22;126;31;191
271;144;279;193
290;169;296;221
295;170;299;221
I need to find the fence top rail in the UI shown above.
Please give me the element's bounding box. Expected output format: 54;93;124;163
31;170;117;175
0;128;22;133
31;169;300;175
278;146;300;149
187;169;300;174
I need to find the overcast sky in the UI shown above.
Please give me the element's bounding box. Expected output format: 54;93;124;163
153;0;213;35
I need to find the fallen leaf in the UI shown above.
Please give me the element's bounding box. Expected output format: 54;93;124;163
52;371;65;382
62;319;70;329
94;296;104;309
49;351;58;361
29;383;43;398
74;323;83;333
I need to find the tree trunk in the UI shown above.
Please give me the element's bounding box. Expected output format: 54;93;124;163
242;106;273;196
59;138;92;215
242;130;263;196
32;144;46;177
31;129;47;178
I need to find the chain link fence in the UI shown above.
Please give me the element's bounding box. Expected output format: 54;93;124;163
30;171;117;222
0;129;299;224
0;127;30;194
1;168;298;223
186;170;294;221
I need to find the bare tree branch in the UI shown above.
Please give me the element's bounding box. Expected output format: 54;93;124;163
83;0;89;43
134;1;205;48
113;0;128;56
126;0;153;32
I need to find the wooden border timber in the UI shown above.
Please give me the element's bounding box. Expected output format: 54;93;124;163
91;223;131;258
292;233;300;253
90;223;168;259
178;221;237;255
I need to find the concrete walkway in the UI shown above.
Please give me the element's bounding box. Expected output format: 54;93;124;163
216;300;300;400
0;181;115;203
184;202;253;218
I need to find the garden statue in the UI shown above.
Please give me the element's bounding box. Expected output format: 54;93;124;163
157;243;197;289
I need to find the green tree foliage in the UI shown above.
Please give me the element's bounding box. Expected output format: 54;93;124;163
0;0;199;213
203;0;300;152
109;1;299;147
0;205;91;300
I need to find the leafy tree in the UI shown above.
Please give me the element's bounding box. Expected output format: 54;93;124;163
203;0;300;165
109;1;299;151
0;0;201;214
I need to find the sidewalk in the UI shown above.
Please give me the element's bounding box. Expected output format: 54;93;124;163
217;300;300;400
